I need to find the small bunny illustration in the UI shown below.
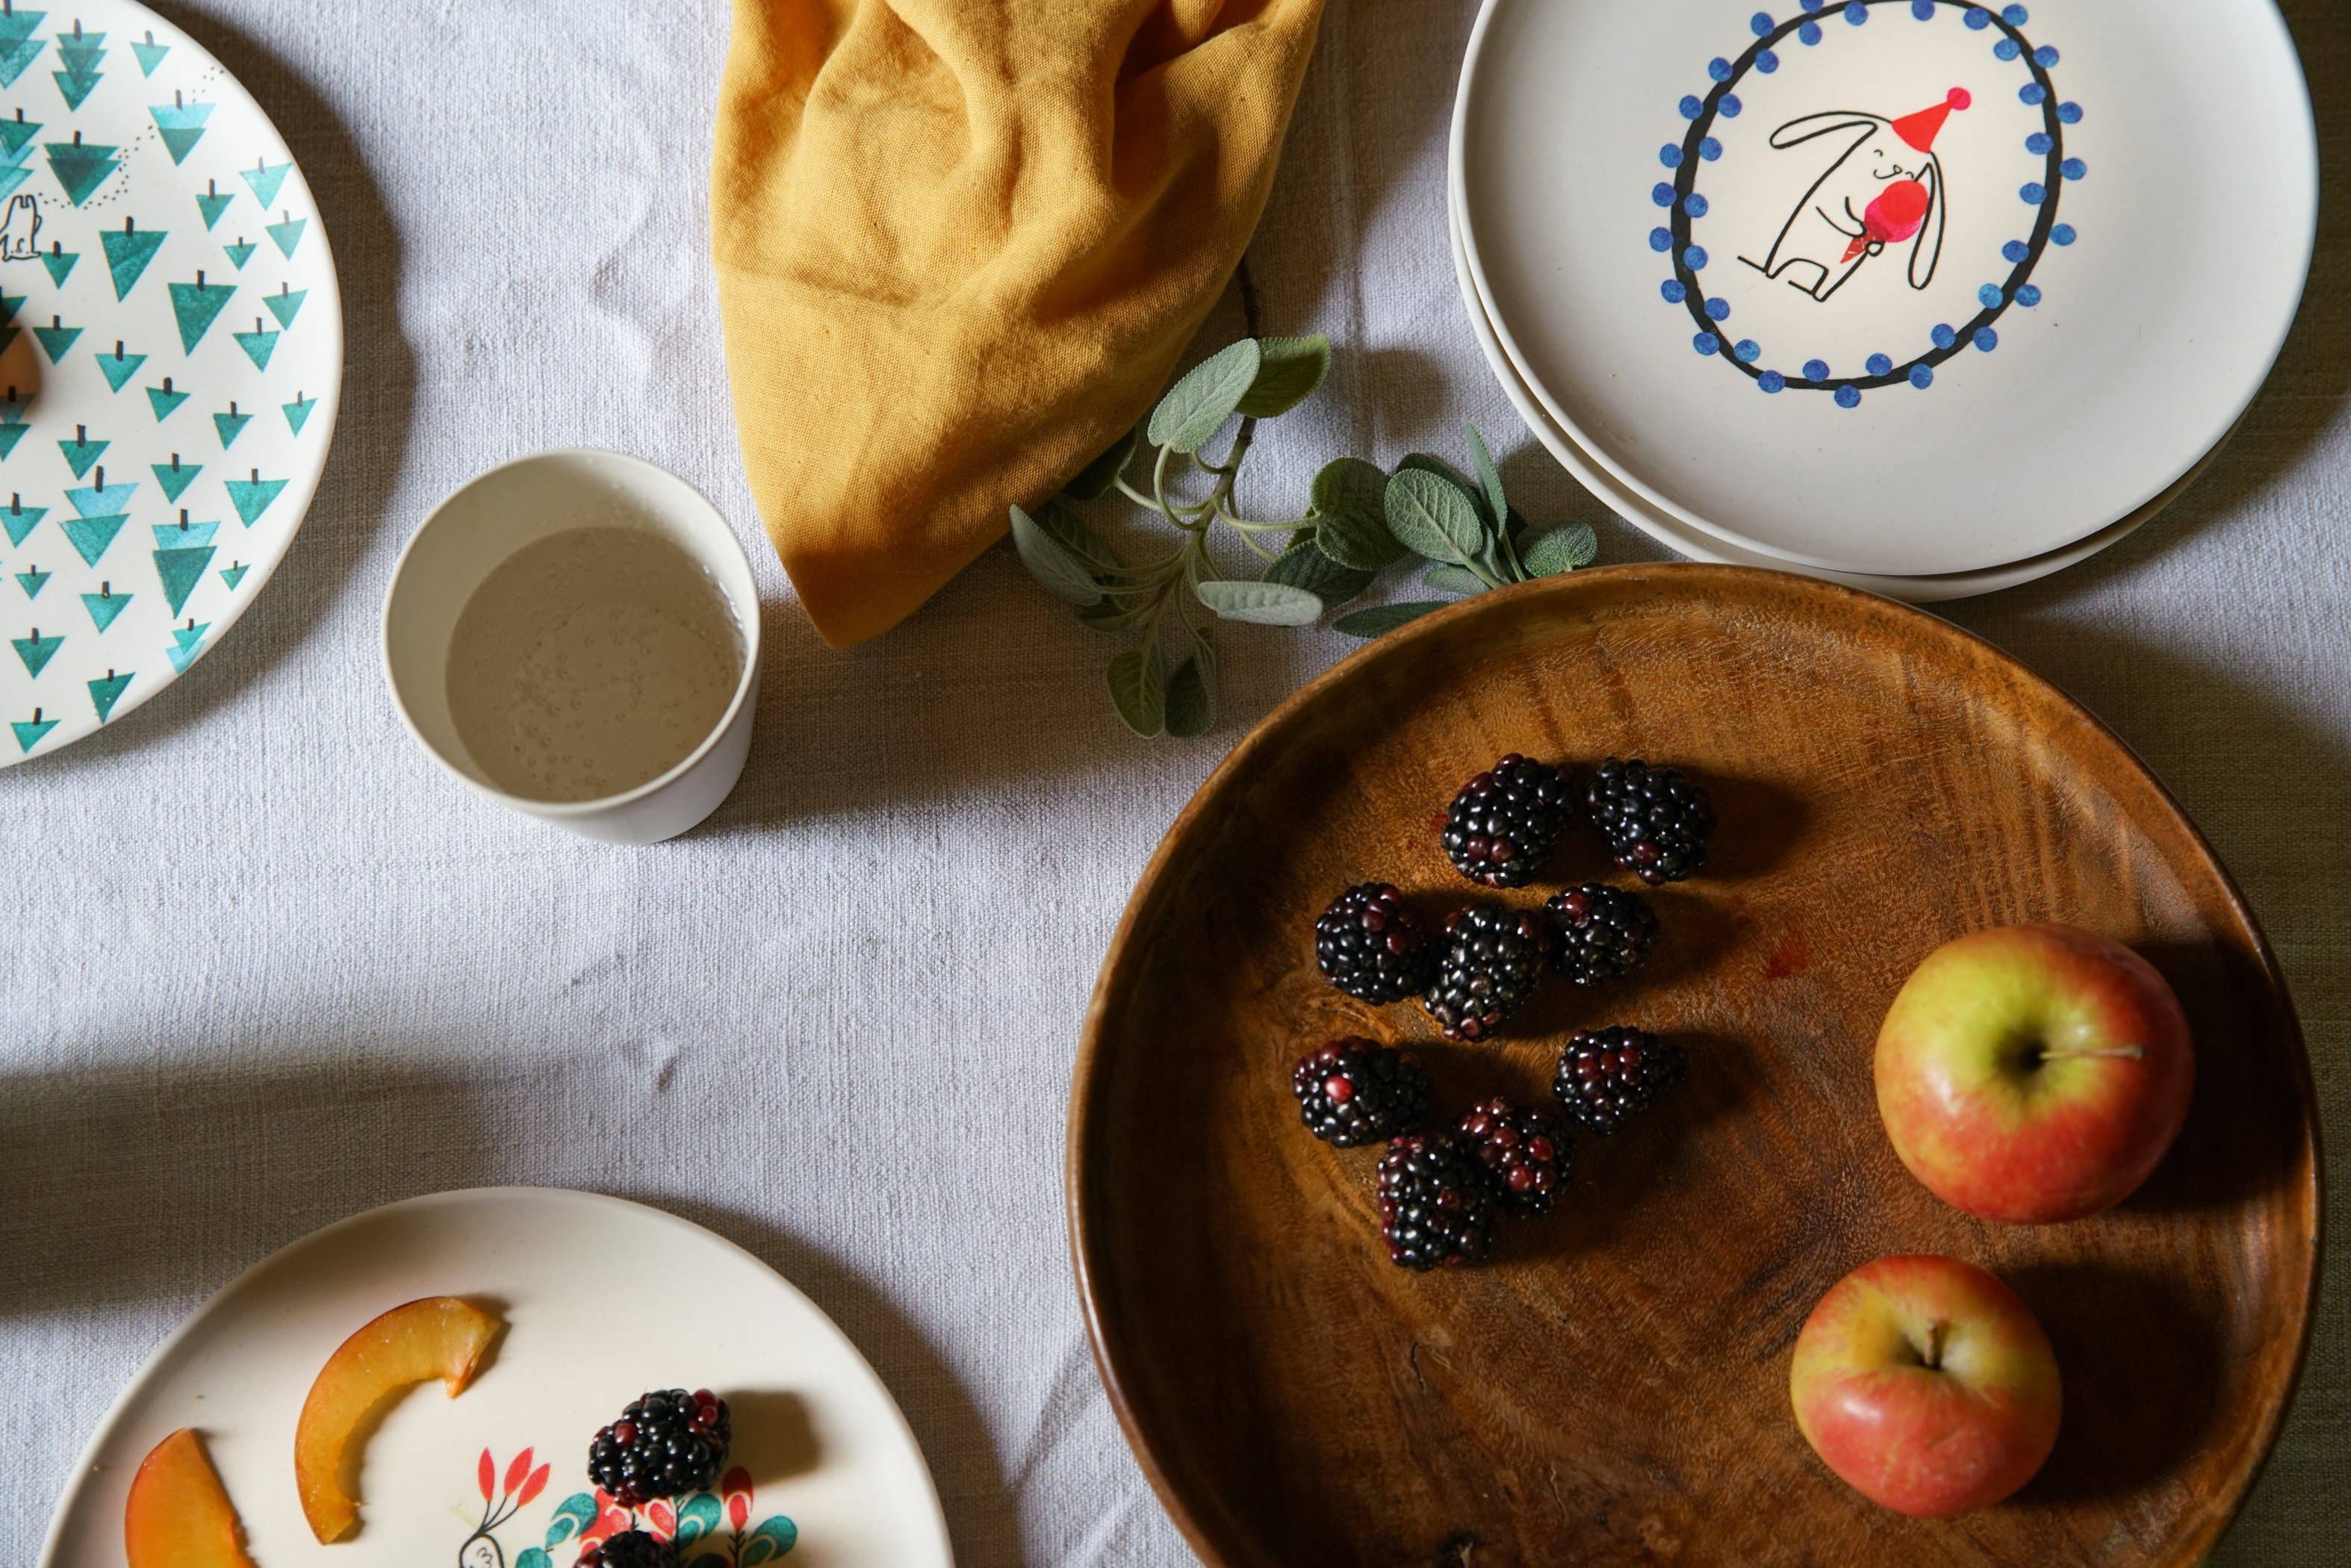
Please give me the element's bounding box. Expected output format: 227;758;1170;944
1739;87;1969;302
0;193;39;261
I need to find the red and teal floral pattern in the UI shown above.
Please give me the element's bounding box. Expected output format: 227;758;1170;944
464;1450;798;1567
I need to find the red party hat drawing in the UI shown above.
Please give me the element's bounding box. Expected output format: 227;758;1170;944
1892;87;1972;153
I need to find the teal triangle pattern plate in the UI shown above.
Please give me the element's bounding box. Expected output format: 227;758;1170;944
0;0;340;765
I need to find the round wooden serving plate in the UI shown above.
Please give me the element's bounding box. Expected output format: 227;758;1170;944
1069;565;2319;1568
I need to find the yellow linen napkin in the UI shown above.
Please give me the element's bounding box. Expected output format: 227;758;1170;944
711;0;1326;647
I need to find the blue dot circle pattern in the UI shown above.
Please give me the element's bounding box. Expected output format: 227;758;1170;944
1656;3;2075;402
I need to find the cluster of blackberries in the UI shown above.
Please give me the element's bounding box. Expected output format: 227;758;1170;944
575;1388;734;1566
1299;753;1713;1269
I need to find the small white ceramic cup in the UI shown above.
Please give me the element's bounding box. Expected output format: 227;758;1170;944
382;449;761;844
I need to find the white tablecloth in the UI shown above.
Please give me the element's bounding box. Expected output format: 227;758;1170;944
6;2;2347;1562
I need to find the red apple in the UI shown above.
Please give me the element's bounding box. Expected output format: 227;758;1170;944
1875;924;2193;1224
1790;1254;2061;1516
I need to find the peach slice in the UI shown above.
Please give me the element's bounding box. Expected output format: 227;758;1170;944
125;1428;258;1568
294;1295;502;1542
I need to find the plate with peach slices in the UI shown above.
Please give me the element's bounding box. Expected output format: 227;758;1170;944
38;1188;953;1568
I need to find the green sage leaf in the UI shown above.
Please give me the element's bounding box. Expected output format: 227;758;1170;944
1309;457;1406;569
1237;335;1331;418
1385;467;1488;568
1194;578;1324;626
1333;600;1450;638
1521;522;1600;577
1465;425;1509;536
1036;503;1128;573
1148;339;1262;453
1397;452;1482;505
1009;505;1102;606
1165;652;1216;737
1422;564;1488;597
1062;428;1140;501
1108;643;1166;736
1267;537;1375;606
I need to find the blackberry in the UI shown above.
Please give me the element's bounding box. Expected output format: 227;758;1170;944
1314;883;1437;1003
1587;759;1715;885
1292;1038;1430;1147
1545;883;1659;986
1553;1027;1686;1135
1458;1098;1570;1217
1423;903;1550;1042
580;1533;675;1568
1376;1133;1500;1270
586;1389;730;1507
1441;753;1574;888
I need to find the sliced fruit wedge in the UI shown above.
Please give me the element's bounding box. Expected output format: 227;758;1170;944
294;1295;503;1542
125;1428;258;1568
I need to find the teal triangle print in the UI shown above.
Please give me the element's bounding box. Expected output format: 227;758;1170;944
78;586;128;629
51;26;102;110
40;243;73;284
152;457;199;501
196;187;230;230
61;513;123;564
240;158;290;206
10;626;60;676
0;322;17;356
152;518;217;548
222;237;253;269
0;111;36;158
152;545;211;614
101;222;164;299
32;316;78;361
68;476;137;516
282;393;314;435
97;343;146;392
232;320;278;370
0;421;29;458
226;470;285;525
14;565;46;597
0;385;28;419
0;37;42;90
1;500;41;547
167;620;207;671
43;134;115;203
56;431;108;479
0;162;28;202
264;284;305;328
212;406;249;448
149;97;210;164
146;381;187;421
11;712;55;751
266;215;305;258
131;30;165;76
217;561;246;590
87;668;130;719
167;276;234;350
1;293;23;324
86;672;130;729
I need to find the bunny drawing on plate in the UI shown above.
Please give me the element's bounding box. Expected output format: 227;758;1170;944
1739;87;1970;302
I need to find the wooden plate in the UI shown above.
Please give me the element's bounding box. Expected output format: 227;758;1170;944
1068;565;2319;1568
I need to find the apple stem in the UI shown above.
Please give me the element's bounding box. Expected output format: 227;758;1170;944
1923;1320;1946;1371
2037;1043;2147;1062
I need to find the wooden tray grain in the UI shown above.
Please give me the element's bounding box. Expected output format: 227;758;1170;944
1068;565;2320;1568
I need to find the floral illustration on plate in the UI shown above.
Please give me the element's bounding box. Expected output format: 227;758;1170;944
461;1449;798;1567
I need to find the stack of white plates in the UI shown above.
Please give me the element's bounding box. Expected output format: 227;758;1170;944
1448;0;2316;600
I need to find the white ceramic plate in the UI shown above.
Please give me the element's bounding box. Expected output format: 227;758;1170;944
38;1189;954;1568
1447;166;2211;601
1453;0;2311;576
0;0;341;766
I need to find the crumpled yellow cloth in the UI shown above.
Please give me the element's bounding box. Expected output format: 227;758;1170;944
711;0;1325;647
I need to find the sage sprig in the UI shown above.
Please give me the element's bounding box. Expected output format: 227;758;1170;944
1010;334;1599;736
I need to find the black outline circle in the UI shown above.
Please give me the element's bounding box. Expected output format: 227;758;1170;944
1665;0;2069;394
